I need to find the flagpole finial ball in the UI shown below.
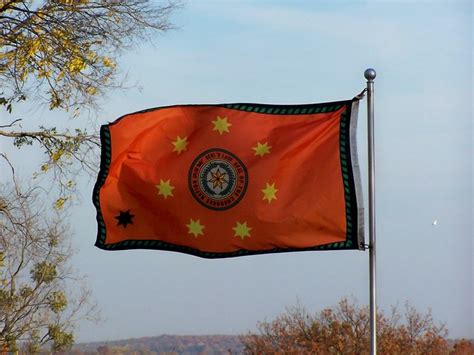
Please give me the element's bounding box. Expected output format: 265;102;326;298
364;68;376;81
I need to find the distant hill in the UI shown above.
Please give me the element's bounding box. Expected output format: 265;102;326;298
71;334;245;354
67;335;474;355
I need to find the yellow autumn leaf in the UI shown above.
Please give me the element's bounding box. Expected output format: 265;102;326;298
86;86;97;95
51;150;63;162
102;56;116;68
54;198;67;210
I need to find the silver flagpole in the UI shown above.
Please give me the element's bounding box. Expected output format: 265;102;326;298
364;68;377;355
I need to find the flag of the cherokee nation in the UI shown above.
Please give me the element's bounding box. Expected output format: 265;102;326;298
93;98;365;258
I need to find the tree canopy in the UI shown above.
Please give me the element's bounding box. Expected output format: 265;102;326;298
1;0;177;112
243;299;458;355
0;0;180;352
0;164;97;352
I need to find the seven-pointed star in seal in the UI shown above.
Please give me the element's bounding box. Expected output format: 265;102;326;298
233;221;252;240
115;210;135;228
212;116;232;135
208;167;228;189
186;219;205;237
253;142;271;157
156;179;175;199
262;182;278;203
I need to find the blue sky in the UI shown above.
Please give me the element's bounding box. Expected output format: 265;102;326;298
3;0;472;343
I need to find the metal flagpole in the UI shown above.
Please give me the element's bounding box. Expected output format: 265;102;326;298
364;68;377;355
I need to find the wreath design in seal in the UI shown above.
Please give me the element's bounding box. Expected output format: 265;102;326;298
188;148;248;211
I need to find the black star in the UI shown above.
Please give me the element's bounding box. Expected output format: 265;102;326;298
114;210;135;228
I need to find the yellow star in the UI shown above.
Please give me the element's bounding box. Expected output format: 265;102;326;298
172;136;188;154
212;116;232;135
253;142;271;157
232;221;252;240
262;182;278;203
156;179;175;199
186;219;205;238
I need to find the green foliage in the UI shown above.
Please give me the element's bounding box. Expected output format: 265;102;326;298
25;330;41;354
0;94;26;113
0;182;96;353
6;125;100;206
4;334;18;353
48;291;68;313
48;233;59;248
0;251;4;284
0;288;9;304
0;1;179;352
19;285;34;298
26;341;41;354
31;261;58;284
48;324;74;352
12;135;34;148
12;126;90;154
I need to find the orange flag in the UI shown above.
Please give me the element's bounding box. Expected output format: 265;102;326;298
93;99;364;258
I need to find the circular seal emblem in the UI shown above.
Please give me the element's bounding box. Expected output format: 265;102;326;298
188;148;248;211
